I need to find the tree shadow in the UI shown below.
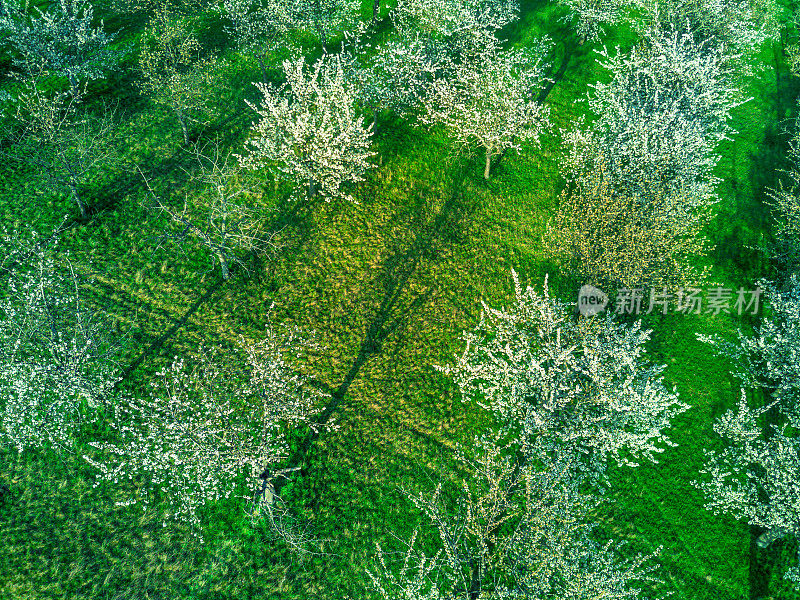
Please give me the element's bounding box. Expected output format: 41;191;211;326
276;160;476;491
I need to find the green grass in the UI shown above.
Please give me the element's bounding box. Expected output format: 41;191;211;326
1;1;799;598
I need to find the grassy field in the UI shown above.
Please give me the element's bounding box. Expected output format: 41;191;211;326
1;0;799;598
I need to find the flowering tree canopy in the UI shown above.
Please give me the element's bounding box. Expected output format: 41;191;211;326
0;227;121;454
0;0;118;94
547;162;712;290
294;0;362;48
695;277;800;588
646;0;780;65
239;53;376;202
554;0;643;43
391;0;520;48
368;435;666;599
2;77;118;219
418;40;552;178
219;0;301;77
84;321;328;532
137;6;220;145
562;25;742;203
439;270;689;469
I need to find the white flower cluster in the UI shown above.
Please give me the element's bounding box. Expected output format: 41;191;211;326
0;227;120;453
294;0;361;48
439;270;689;469
0;0;118;93
239;53;376;203
418;40;552;177
221;0;361;57
84;322;328;533
391;0;519;45
338;27;443;119
368;0;550;178
555;0;644;42
368;436;665;599
563;25;742;206
220;0;299;58
695;277;800;588
650;0;780;68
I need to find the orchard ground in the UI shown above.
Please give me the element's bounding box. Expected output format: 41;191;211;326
0;0;799;598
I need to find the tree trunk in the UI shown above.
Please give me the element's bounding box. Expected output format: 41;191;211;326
218;254;230;280
68;73;79;98
750;524;769;600
372;0;380;20
69;179;86;219
257;55;268;84
307;179;316;200
318;25;327;51
59;152;87;219
756;526;790;549
176;110;190;145
484;149;491;180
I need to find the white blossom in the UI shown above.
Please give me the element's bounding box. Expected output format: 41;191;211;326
768;111;800;275
0;0;118;95
695;276;800;589
84;321;328;534
391;0;519;48
418;40;551;178
554;0;644;42
643;0;780;67
219;0;300;76
368;435;666;599
562;25;743;205
0;226;121;453
293;0;362;48
438;270;689;469
238;53;376;202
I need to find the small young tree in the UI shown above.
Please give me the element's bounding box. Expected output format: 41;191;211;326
219;0;300;81
438;270;689;469
419;41;551;179
0;0;118;95
368;435;666;599
146;141;281;280
238;53;376;202
546;162;712;290
0;227;121;454
137;6;220;145
84;320;329;533
694;277;800;588
1;77;118;219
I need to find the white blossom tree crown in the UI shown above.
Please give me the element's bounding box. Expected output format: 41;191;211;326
0;0;119;93
238;52;376;202
84;318;329;533
0;225;122;454
438;270;689;468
